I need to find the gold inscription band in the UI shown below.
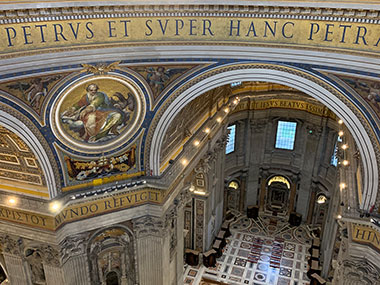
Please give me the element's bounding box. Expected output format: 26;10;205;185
0;188;162;230
351;223;380;252
1;17;380;55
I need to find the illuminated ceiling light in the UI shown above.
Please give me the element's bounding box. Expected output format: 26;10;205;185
316;194;327;204
204;128;210;134
340;183;346;189
216;117;222;123
181;159;188;166
233;99;239;105
342;160;349;166
8;198;17;205
341;144;348;150
50;201;61;212
337;214;342;219
338;131;344;137
224;107;229;113
338;119;343;125
193;140;200;146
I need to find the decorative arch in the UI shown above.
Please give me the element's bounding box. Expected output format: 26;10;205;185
148;64;379;211
87;225;137;285
267;175;291;190
0;109;58;198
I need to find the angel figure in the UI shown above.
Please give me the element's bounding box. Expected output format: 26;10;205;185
145;66;186;96
7;76;60;109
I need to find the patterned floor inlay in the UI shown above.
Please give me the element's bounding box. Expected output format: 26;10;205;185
184;213;312;284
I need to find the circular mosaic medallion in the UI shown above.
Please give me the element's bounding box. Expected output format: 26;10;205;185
268;225;277;231
51;75;145;153
259;255;270;262
262;247;271;253
264;239;274;246
282;233;293;240
283;251;294;258
254;273;266;281
249;227;260;233
257;263;269;271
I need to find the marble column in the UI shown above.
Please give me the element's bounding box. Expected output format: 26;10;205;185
134;216;170;285
176;207;185;285
175;190;190;285
288;178;296;213
2;252;29;285
321;182;340;278
258;174;267;211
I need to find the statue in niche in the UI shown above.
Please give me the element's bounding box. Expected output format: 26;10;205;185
25;249;46;284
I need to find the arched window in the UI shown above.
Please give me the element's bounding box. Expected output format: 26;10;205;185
267;176;291;189
228;180;239;190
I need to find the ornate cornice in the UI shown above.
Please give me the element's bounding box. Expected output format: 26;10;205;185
0;4;379;23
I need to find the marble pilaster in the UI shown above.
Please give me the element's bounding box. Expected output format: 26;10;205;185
2;253;29;285
134;215;170;285
44;263;65;285
60;234;90;285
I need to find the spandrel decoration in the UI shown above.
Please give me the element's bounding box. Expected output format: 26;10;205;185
51;75;145;153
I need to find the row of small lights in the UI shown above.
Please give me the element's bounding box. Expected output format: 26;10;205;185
179;97;240;168
337;119;348;220
6;98;241;211
6;180;147;213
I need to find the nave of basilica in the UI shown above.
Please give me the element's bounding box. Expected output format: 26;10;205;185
0;1;380;285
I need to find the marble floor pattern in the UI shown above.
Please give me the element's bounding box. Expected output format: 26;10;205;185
184;213;312;285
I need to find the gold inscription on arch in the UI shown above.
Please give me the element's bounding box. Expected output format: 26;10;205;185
351;223;380;252
1;17;380;55
232;98;336;118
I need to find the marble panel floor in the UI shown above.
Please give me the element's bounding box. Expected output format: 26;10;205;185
184;213;312;285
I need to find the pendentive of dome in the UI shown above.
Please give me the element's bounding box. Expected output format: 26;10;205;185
50;70;146;154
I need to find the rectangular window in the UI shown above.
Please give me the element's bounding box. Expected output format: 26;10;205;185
331;136;341;166
226;124;236;154
275;121;297;150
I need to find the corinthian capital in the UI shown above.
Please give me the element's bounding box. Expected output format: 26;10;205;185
133;215;166;238
59;233;88;264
